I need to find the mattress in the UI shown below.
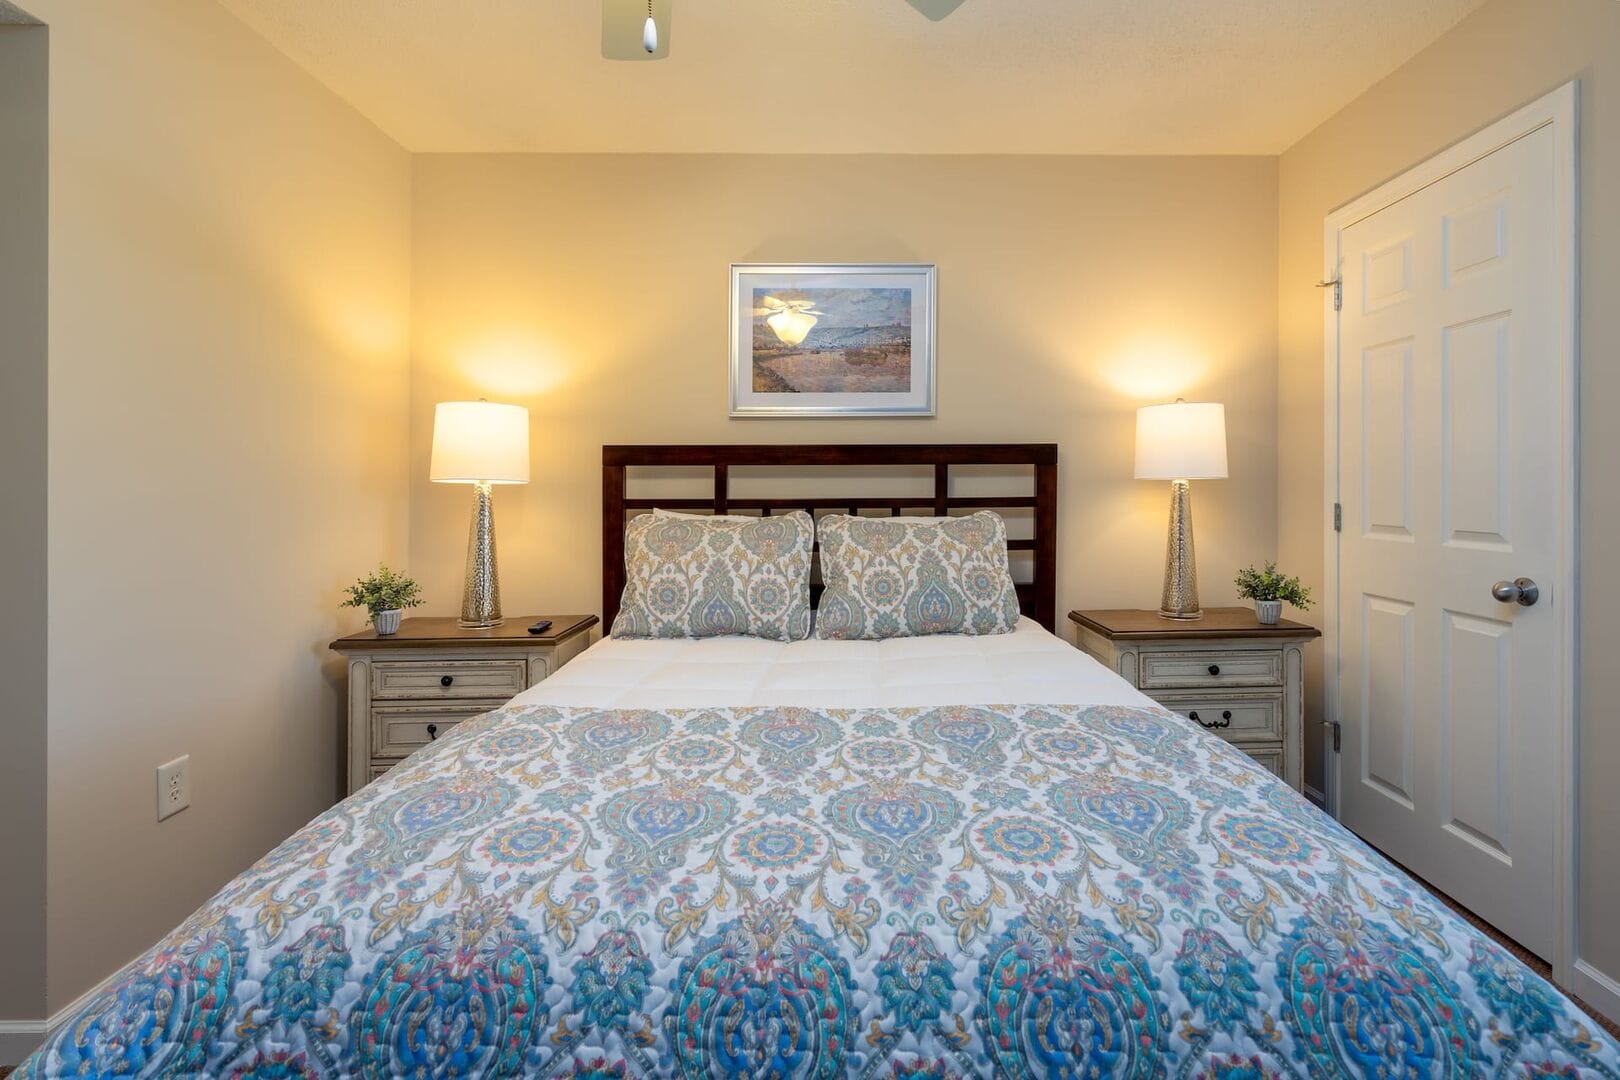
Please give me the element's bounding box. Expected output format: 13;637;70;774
514;616;1159;711
19;623;1620;1078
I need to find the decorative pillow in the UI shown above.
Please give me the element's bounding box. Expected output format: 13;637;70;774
815;511;1022;639
613;510;813;641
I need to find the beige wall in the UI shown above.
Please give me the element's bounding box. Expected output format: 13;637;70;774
410;154;1280;627
21;0;1615;1034
1278;0;1620;977
25;0;413;1013
0;19;49;1029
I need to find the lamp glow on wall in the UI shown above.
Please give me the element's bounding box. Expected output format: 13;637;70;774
1135;399;1227;620
430;400;530;628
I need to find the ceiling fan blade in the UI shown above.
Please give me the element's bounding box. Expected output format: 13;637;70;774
903;0;968;21
602;0;671;60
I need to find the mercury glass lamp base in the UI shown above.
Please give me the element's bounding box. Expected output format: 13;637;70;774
1158;478;1203;620
459;481;504;628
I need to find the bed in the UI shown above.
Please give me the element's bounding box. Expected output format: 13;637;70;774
21;444;1620;1078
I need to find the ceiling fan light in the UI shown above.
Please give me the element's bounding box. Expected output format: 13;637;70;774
642;14;658;53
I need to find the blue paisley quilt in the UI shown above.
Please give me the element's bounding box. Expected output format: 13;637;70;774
20;701;1620;1078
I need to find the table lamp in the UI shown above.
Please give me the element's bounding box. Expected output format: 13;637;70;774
430;400;530;628
1135;399;1227;620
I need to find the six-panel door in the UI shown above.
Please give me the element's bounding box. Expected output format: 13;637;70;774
1336;124;1561;958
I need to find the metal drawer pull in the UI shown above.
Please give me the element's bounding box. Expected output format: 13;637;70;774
1207;664;1221;676
440;675;454;687
1189;710;1233;730
427;724;438;740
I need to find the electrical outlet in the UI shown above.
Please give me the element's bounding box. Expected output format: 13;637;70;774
156;755;190;821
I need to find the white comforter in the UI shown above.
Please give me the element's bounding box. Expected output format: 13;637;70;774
513;615;1158;710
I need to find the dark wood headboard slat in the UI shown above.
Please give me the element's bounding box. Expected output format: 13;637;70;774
603;444;1058;632
946;496;1039;509
603;444;1057;467
624;496;942;512
621;495;1041;512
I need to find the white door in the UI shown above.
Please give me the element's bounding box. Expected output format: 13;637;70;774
1330;92;1574;962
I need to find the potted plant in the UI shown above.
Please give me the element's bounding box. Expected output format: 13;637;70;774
340;564;423;635
1233;561;1312;625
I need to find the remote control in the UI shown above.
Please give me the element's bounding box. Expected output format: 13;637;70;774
526;619;553;635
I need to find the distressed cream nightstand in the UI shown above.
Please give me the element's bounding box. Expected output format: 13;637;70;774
330;615;597;793
1069;608;1319;792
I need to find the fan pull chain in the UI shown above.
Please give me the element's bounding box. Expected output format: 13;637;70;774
643;0;658;53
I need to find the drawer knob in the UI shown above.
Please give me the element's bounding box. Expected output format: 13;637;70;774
440;675;454;687
1208;664;1221;676
1222;710;1233;722
1190;709;1233;730
427;723;438;740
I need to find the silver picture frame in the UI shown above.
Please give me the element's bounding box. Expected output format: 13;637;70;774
729;263;937;418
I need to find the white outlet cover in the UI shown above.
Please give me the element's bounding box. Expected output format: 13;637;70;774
156;755;190;821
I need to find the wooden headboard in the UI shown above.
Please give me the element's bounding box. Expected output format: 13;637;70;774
603;444;1058;631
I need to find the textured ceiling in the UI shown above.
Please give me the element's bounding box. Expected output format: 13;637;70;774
216;0;1487;154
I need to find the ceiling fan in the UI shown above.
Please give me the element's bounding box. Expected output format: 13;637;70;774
601;0;969;61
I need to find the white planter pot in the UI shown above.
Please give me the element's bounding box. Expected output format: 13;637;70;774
373;609;403;635
1254;599;1282;625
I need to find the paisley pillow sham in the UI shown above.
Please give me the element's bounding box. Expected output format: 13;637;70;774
815;510;1022;639
613;510;813;641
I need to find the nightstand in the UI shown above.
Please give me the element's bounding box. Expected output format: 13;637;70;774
330;615;597;794
1069;608;1320;791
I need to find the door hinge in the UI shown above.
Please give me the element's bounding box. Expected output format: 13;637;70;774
1324;719;1341;753
1333;502;1342;532
1317;277;1342;311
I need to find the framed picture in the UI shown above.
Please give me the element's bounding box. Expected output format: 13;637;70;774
729;263;936;418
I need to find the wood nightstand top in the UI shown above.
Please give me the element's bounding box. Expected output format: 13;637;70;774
330;614;598;651
1068;607;1320;641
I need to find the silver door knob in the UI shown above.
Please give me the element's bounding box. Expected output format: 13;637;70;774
1491;578;1540;606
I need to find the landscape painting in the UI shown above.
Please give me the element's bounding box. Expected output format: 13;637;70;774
751;288;913;394
730;264;936;417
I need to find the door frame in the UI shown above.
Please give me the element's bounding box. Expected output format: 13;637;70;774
1322;81;1578;982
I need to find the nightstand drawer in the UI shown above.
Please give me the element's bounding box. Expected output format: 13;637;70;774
372;702;492;758
370;659;528;700
1139;648;1283;689
1155;691;1282;742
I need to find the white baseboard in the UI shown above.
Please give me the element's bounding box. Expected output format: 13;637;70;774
0;1019;46;1066
0;954;133;1066
1573;959;1620;1025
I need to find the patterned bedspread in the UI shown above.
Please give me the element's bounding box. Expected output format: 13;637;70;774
21;702;1620;1078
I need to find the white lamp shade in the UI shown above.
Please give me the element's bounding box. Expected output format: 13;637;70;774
429;401;530;484
1135;401;1228;480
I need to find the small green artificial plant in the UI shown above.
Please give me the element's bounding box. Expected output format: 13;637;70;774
340;564;424;622
1233;560;1313;610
